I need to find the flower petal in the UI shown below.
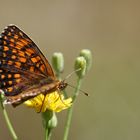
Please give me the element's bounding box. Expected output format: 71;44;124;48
24;91;72;112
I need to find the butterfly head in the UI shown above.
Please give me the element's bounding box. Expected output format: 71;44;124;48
58;81;68;91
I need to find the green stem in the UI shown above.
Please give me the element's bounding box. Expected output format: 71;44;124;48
63;78;82;140
3;109;18;140
63;105;73;140
72;78;82;101
45;126;51;140
0;94;18;140
42;110;54;140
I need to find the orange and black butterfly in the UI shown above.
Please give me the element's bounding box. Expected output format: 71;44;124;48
0;25;67;107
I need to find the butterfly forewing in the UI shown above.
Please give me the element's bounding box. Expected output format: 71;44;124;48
0;25;55;101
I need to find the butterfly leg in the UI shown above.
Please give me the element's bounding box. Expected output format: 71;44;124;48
57;90;69;108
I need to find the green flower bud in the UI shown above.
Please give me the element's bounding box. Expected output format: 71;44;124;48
52;52;64;73
48;112;57;129
42;110;57;129
0;89;5;108
80;49;92;72
0;89;4;100
75;56;86;78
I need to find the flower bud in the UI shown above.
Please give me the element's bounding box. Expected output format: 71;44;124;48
52;52;64;73
0;89;5;108
42;111;57;129
80;49;92;72
0;89;4;99
74;56;86;78
48;112;57;129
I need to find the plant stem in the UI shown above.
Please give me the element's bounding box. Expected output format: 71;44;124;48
3;108;18;140
63;78;82;140
45;125;51;140
72;78;82;101
0;94;18;140
42;110;54;140
63;105;73;140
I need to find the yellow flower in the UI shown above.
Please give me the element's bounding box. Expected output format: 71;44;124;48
24;91;72;113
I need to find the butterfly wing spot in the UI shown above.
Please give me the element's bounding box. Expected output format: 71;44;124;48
15;61;21;67
3;52;6;57
1;74;5;79
19;31;23;36
14;35;18;39
14;45;22;50
40;65;45;72
10;39;15;43
4;46;9;51
26;48;34;55
10;29;14;32
31;57;40;63
25;49;34;56
8;81;13;85
19;57;26;63
11;55;16;59
8;60;13;65
18;51;25;57
20;39;29;45
4;36;8;40
10;43;15;47
30;66;35;72
15;79;21;83
14;74;20;78
3;82;6;86
8;74;12;78
4;41;7;45
12;49;17;53
16;42;24;48
8;32;11;36
7;87;13;92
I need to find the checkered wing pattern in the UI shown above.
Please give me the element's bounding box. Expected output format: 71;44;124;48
0;25;54;96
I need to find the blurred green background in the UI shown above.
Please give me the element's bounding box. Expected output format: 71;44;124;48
0;0;140;140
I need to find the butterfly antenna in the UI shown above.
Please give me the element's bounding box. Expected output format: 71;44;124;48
67;83;89;96
62;68;89;96
63;68;81;82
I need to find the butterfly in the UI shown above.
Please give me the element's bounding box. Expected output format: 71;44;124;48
0;25;67;107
